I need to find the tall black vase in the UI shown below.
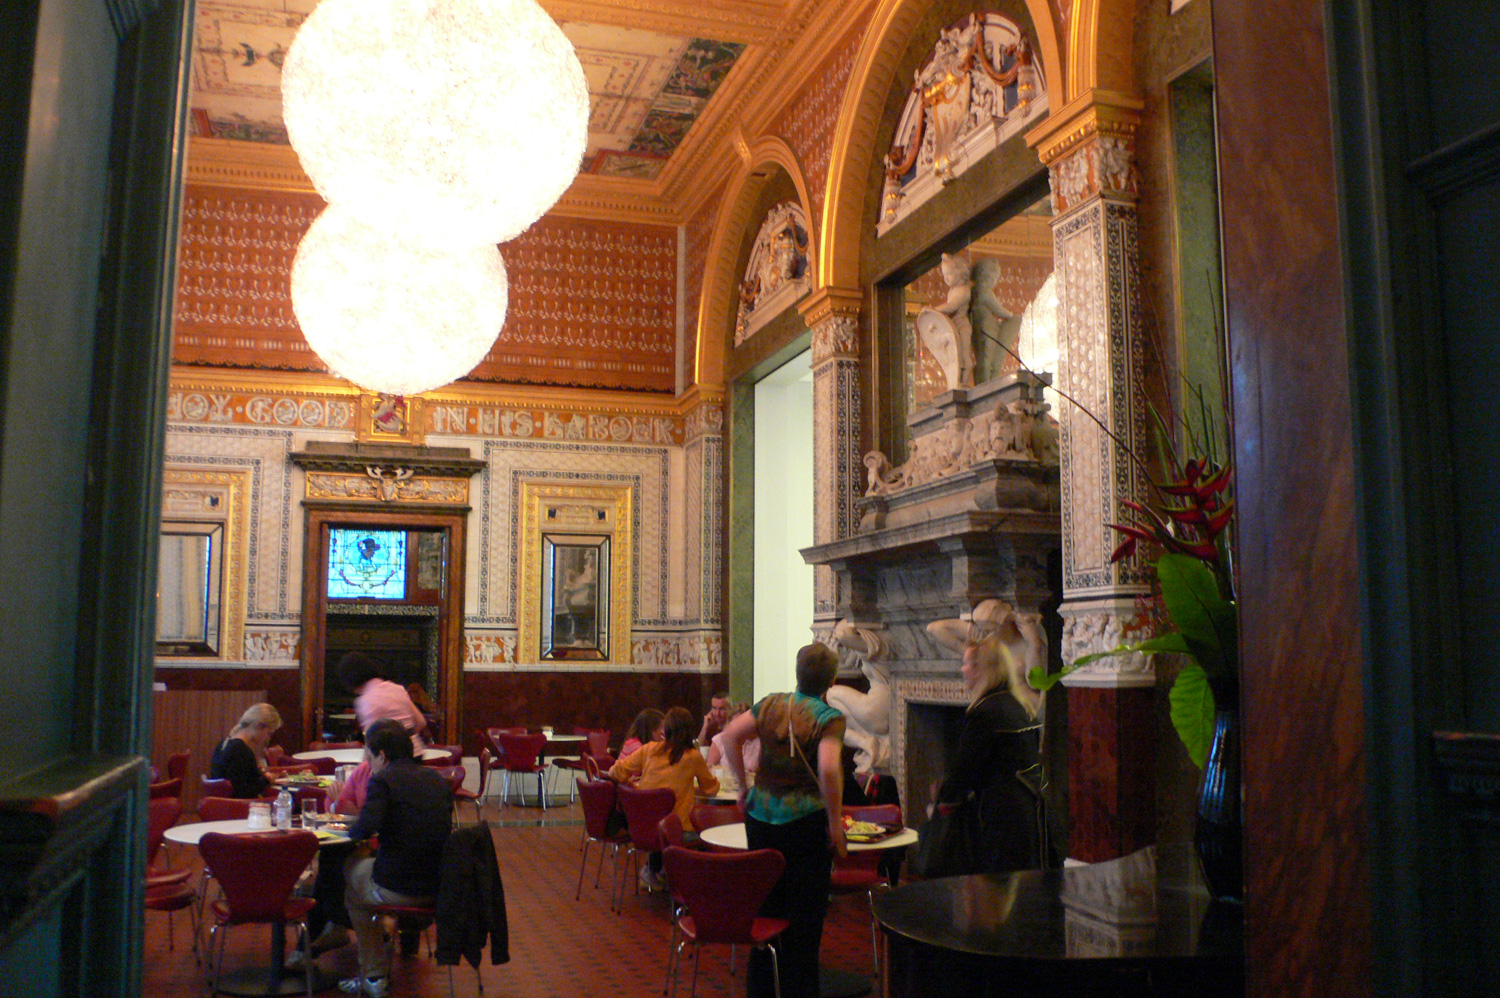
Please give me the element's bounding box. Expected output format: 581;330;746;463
1194;678;1243;903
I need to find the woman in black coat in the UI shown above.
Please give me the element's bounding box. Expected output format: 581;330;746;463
933;613;1047;874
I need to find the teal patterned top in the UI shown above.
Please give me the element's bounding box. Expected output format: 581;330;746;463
745;691;845;825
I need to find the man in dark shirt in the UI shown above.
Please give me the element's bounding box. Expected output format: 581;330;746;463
340;719;451;997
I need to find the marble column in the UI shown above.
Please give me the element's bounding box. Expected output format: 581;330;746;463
683;386;725;669
1031;99;1157;862
799;288;863;645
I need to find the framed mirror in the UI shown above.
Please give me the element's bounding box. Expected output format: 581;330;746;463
156;521;225;655
540;534;611;660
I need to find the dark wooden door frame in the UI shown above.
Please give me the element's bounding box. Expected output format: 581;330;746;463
299;506;468;748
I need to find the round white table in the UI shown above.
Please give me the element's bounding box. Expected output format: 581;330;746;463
695;786;742;803
290;747;449;764
698;822;918;852
163;818;352;846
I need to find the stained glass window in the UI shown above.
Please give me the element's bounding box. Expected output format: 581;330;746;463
328;528;407;600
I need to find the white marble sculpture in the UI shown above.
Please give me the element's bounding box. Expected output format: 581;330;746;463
913;253;975;390
860;396;1059;497
734;201;811;345
826;619;893;774
927;598;1046;717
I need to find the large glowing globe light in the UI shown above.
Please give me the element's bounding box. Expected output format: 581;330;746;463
290;206;508;396
281;0;589;246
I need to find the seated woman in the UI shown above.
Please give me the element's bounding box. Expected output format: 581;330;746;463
609;707;719;888
706;702;760;777
208;702;280;798
933;612;1047;875
618;707;664;760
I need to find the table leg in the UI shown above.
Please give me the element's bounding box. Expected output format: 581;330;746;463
211;923;336;997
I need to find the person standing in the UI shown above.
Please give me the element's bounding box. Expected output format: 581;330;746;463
207;702;280;798
338;720;452;997
719;644;846;998
338;652;428;750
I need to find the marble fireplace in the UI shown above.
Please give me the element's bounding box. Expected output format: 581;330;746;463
803;373;1063;820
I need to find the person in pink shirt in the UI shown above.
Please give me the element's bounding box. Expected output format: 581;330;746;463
334;760;372;815
337;652;428;750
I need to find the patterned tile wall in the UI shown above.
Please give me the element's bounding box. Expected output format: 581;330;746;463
769;22;865;228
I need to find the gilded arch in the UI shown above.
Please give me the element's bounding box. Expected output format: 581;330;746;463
818;0;1063;292
693;135;816;389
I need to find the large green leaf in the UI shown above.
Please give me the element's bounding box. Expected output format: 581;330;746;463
1027;633;1189;692
1169;663;1216;768
1156;554;1233;677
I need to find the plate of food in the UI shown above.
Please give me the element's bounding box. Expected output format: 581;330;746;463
842;816;902;843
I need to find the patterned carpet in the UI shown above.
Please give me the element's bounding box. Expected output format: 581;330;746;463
144;798;883;997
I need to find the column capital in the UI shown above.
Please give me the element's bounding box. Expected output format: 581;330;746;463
1025;89;1144;166
799;287;864;367
678;384;725;442
1028;90;1145;215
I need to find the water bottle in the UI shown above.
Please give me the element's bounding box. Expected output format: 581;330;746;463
274;788;293;830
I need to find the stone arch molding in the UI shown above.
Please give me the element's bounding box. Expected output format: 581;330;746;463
693;135;816;389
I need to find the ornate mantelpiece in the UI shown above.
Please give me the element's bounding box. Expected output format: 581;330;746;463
803;373;1061;813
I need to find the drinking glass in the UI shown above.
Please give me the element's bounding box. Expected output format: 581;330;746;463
301;797;319;828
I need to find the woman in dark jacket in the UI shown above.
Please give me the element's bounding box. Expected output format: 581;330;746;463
934;611;1047;874
208;702;281;798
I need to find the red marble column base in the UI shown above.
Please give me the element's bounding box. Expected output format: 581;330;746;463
1066;684;1156;862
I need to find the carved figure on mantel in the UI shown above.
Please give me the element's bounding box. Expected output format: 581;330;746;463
365;465;413;502
914;254;1016;391
826;620;893;774
863;451;905;496
927;598;1046;718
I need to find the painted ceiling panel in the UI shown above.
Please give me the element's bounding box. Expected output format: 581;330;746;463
188;0;744;183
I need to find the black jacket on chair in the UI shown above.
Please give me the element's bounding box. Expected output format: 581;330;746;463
435;820;510;968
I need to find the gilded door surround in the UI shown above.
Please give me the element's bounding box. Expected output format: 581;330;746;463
160;466;251;663
517;481;634;666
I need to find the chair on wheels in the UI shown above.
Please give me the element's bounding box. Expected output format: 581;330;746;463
198;830;319;998
493;731;551;810
661;846;789;998
829;803;903;977
613;785;676;912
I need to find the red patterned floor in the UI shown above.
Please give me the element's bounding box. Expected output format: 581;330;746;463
144;801;882;997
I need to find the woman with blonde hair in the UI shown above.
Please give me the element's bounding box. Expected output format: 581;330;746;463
208;702;282;798
928;602;1048;874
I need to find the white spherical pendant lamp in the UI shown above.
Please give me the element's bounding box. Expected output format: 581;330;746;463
281;0;589;246
290;206;508;396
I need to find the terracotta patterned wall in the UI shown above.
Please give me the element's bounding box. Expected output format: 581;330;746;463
479;215;677;392
172;184;679;393
770;22;865;229
173;184;329;372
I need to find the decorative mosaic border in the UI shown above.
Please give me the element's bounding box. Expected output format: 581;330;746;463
891;675;968;820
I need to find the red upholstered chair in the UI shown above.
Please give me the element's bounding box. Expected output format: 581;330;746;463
421;744;463;767
829;803;904;976
265;745;286;766
166;750;191;781
197;796;253;822
144;798;198;955
198;830;319;997
199;776;233;799
307;740;361;751
575;778;629;900
688;802;745;853
551;728;608;802
613;785;677;912
149;777;183;799
661;846;790;998
285;785;328;814
494;731;551;810
297;755;338;776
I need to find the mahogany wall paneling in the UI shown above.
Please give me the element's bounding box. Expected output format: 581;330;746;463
1213;0;1373;994
150;689;264;811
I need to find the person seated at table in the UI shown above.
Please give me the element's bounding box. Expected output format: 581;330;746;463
696;690;730;747
609;707;719;889
333;759;372;815
338;651;428;751
207;702;280;798
338;719;452;996
618;707;664;759
705;702;760;777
